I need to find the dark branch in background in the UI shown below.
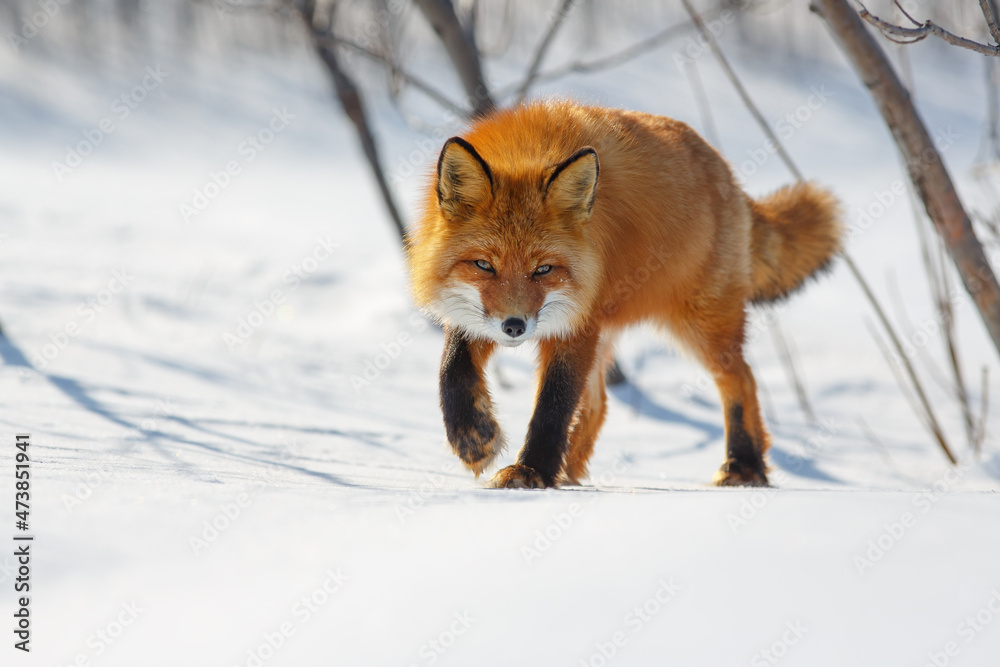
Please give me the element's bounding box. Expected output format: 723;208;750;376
982;0;1000;45
321;34;469;118
857;2;1000;57
680;0;801;180
854;262;957;464
980;56;1000;162
938;243;977;449
475;0;516;57
290;0;407;245
809;0;1000;462
680;0;966;462
194;0;284;10
683;59;720;147
497;17;701;99
856;415;896;468
515;0;576;104
414;0;496;119
905;174;978;451
814;0;1000;360
976;367;990;452
770;319;817;424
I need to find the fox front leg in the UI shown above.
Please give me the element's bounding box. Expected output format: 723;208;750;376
440;328;504;476
490;330;599;489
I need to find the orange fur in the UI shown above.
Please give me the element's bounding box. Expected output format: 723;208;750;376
749;183;843;304
407;100;843;487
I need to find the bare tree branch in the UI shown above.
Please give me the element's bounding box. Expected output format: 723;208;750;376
858;3;1000;57
975;365;989;454
197;0;285;12
515;0;576;104
475;0;516;57
679;0;975;460
321;34;470;118
496;18;698;100
414;0;496;118
290;1;408;244
891;0;922;29
980;57;1000;162
770;318;818;425
904;172;977;450
855;260;958;464
679;0;803;181
981;0;1000;46
856;415;896;469
815;0;1000;362
682;59;720;147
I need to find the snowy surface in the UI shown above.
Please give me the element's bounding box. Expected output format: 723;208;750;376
2;7;1000;666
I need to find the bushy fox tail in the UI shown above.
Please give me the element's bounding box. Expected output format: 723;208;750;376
748;182;844;305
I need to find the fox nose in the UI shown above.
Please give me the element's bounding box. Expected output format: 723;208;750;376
502;317;527;338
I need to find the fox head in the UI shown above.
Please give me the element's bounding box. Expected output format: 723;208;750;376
409;136;602;347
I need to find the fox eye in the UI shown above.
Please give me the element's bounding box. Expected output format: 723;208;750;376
534;265;552;275
475;259;494;272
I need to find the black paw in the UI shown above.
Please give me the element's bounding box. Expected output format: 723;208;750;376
712;459;770;487
448;417;504;477
488;464;548;489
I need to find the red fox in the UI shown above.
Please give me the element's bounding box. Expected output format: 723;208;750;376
407;100;842;488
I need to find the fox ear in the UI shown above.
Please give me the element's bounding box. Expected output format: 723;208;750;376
436;137;493;219
544;147;599;219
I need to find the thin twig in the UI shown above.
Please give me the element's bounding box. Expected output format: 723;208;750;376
901;164;977;450
885;269;956;397
770;319;817;425
978;57;1000;163
414;0;496;118
687;0;963;464
891;0;921;28
683;59;720;147
851;258;957;464
858;3;1000;57
892;5;916;96
195;0;285;12
865;320;927;427
515;0;576;103
976;206;1000;241
290;1;408;244
496;16;706;99
747;349;779;426
758;374;779;428
981;0;1000;46
885;270;911;343
476;0;516;57
679;0;804;181
856;415;895;469
322;34;470;118
975;365;989;455
937;234;976;449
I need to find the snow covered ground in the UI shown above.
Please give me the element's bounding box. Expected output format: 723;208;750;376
2;5;1000;665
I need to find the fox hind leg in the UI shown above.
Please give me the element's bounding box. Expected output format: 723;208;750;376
673;301;770;486
710;358;770;486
